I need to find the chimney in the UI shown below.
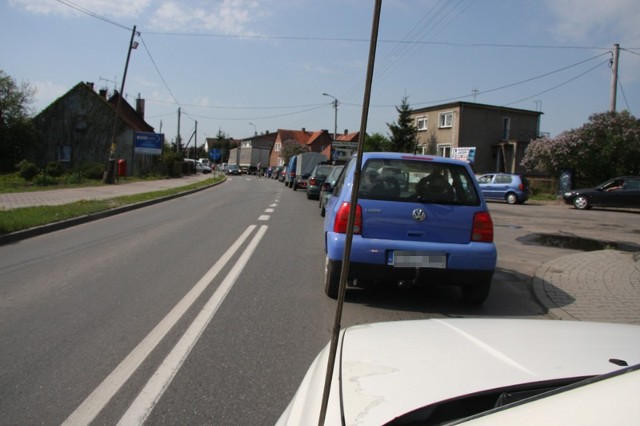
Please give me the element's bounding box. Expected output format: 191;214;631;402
86;82;94;90
302;127;306;133
344;129;348;134
99;89;108;99
136;95;145;119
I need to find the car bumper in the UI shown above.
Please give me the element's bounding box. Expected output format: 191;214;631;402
326;232;497;272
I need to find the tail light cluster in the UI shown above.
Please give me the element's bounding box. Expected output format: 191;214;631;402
333;202;362;234
471;211;494;242
309;177;317;186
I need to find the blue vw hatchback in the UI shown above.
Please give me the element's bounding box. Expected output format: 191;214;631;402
323;153;497;304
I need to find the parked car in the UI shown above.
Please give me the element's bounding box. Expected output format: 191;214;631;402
293;152;327;191
562;176;640;210
183;158;211;174
323;152;496;304
477;173;530;204
226;164;241;175
284;156;297;188
306;164;334;200
319;165;344;217
276;318;640;426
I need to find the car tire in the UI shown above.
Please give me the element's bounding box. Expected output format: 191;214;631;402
461;279;491;305
573;195;591;210
506;192;518;204
325;256;340;299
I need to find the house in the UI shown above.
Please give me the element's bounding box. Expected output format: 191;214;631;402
32;82;155;176
409;102;542;174
228;131;277;172
269;128;333;167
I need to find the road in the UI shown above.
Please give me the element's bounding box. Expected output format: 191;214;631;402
1;176;638;425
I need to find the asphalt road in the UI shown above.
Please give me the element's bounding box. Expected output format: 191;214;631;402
1;176;638;425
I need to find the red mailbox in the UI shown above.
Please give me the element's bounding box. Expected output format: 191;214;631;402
117;159;127;177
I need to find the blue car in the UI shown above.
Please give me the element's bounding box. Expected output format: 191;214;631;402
477;173;530;204
323;152;497;304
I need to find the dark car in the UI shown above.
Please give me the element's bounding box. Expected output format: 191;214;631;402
562;176;640;210
319;165;344;217
323;153;497;304
477;173;530;204
226;164;241;175
306;164;334;200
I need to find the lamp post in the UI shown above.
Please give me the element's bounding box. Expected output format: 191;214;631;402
323;93;338;144
249;122;257;136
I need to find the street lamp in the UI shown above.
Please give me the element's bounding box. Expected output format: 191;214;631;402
249;122;257;136
322;93;338;144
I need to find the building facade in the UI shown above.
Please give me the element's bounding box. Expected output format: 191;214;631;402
33;82;155;176
410;102;542;174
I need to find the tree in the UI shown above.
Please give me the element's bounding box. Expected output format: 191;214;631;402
522;111;640;186
0;70;38;172
386;96;418;153
281;140;307;164
364;132;389;152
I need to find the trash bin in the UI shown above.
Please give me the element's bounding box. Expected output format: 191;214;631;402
117;159;127;177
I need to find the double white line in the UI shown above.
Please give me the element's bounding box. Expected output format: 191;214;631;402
63;225;268;426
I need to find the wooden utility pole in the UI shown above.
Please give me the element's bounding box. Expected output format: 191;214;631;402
610;43;619;112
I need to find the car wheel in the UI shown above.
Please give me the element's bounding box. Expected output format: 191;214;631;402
461;280;491;305
325;256;340;299
506;192;518;204
573;195;591;210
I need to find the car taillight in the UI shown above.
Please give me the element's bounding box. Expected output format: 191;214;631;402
309;177;317;186
471;211;493;242
291;172;295;177
518;183;524;190
333;202;362;234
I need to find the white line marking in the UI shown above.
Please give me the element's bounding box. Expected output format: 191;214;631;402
265;208;274;213
258;215;270;221
117;225;268;425
62;226;257;426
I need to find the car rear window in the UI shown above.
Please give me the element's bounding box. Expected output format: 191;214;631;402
359;158;480;205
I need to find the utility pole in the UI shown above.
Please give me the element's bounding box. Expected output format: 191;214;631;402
610;43;619;112
176;107;181;153
104;25;138;183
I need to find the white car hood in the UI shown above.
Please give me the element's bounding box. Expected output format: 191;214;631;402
276;318;640;426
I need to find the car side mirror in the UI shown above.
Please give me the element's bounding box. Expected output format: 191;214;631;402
320;182;332;192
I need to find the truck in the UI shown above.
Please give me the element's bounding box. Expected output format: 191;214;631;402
229;146;270;174
292;152;327;191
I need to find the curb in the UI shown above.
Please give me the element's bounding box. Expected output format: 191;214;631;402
0;178;224;246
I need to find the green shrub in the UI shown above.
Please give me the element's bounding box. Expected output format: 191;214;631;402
76;163;105;180
60;172;85;184
46;161;65;177
17;160;40;181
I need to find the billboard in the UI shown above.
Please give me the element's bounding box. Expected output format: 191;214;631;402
451;147;476;164
134;132;164;155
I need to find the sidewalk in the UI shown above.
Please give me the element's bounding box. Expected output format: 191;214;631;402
0;173;213;210
1;175;639;324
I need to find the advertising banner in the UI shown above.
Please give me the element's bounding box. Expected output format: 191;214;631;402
134;132;164;155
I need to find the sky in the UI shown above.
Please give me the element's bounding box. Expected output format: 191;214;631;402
2;0;639;146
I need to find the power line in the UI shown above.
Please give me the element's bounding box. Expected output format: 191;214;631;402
53;0;131;31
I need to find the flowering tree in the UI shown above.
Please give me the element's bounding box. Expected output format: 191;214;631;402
522;111;640;186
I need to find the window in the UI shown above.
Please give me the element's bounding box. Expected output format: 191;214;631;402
437;144;451;158
275;142;281;152
58;145;71;162
439;112;453;128
502;117;511;140
416;116;428;131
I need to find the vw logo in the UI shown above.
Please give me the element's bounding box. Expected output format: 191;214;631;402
412;208;426;222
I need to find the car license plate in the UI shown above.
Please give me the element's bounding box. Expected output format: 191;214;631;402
391;251;446;268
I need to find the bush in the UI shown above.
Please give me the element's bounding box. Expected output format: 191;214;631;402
17;160;39;181
75;163;105;180
60;172;85;185
45;161;65;177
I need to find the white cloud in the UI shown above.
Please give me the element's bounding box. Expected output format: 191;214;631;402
149;0;262;35
9;0;151;19
546;0;640;45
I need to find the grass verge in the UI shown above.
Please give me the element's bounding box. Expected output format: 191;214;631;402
0;176;222;235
